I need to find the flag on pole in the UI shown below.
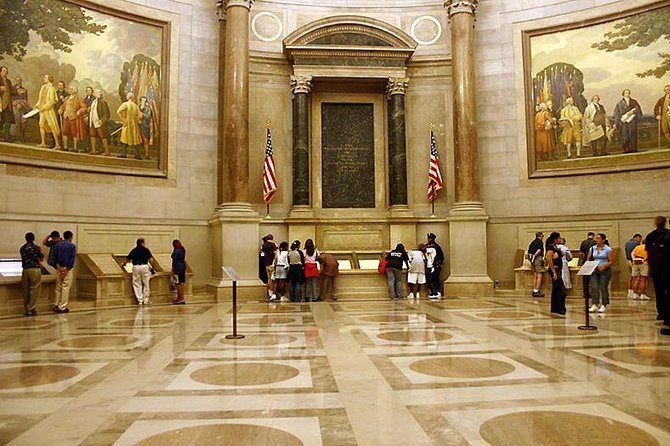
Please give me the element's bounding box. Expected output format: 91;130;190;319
262;128;277;204
427;130;443;202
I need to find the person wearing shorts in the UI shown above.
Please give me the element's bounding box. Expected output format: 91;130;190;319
528;232;546;297
631;241;649;300
407;244;427;300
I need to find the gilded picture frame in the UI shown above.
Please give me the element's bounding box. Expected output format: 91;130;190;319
522;1;670;178
0;0;170;177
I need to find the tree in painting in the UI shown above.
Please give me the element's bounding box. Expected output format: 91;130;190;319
0;0;106;61
592;7;670;78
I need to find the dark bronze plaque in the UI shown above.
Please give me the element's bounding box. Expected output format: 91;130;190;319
321;103;375;208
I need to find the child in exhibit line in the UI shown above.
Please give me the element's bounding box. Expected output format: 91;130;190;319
287;240;305;303
545;232;566;315
587;233;615;314
303;239;320;302
273;241;290;302
171;239;186;305
407;244;427;300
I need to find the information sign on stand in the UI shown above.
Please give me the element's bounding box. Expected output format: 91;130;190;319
222;266;245;340
576;261;600;331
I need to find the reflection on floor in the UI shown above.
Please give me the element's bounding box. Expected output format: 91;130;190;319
0;295;668;445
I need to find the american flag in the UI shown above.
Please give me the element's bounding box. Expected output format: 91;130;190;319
427;130;443;202
262;128;277;204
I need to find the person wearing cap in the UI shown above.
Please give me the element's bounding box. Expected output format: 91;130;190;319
426;233;444;298
43;230;61;268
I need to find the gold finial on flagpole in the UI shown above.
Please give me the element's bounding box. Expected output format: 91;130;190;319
429;122;436;130
266;119;272;129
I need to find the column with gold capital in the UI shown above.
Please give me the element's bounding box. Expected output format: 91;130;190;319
290;75;312;209
387;77;409;208
208;0;263;301
443;0;493;296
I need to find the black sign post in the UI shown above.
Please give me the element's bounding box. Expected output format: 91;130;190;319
222;266;245;340
577;261;598;331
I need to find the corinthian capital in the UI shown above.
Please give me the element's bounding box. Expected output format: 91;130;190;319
290;75;313;95
387;77;409;96
216;0;226;21
222;0;254;11
444;0;478;17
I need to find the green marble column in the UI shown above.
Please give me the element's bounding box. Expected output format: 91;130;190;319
387;78;409;207
291;75;312;207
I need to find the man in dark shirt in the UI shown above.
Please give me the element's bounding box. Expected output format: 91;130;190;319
123;238;154;305
50;230;76;313
528;232;545;297
579;232;597;300
261;234;277;301
624;233;642;298
43;230;61;267
645;216;670;335
20;232;44;316
386;244;410;299
426;233;445;298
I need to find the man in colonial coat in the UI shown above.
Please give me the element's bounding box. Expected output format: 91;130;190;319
654;85;670;146
559;97;582;158
116;92;142;159
0;66;14;142
59;86;87;152
613;89;642;153
583;95;610;156
88;89;110;156
534;102;555;161
35;74;62;150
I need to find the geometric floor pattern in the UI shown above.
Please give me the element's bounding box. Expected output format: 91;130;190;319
0;294;668;445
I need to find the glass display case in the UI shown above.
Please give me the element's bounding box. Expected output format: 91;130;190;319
0;259;23;277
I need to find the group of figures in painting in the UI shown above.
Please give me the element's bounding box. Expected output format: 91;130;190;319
534;85;670;161
0;64;157;160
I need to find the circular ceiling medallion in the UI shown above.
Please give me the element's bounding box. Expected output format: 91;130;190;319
410;356;516;379
377;330;453;343
252;12;283;43
480;411;659;446
137;423;303;446
190;362;299;386
57;335;139;348
410;16;442;46
0;365;80;389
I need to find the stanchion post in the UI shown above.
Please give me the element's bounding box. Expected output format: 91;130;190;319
578;269;597;331
223;266;244;339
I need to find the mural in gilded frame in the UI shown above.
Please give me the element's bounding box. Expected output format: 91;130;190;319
0;0;167;174
525;3;670;176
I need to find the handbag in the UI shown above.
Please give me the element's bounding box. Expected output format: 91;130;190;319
378;258;388;275
304;262;319;278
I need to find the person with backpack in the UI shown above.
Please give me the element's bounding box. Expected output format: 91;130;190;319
287;240;305;302
385;243;409;300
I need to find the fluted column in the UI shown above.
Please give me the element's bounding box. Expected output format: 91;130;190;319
291;75;312;207
446;0;480;205
443;0;492;296
219;0;254;206
387;77;409;207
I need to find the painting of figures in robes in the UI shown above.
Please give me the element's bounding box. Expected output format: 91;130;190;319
0;0;168;176
523;2;670;177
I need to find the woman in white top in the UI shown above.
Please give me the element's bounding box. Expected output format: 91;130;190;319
407;243;427;299
557;237;573;289
273;241;289;302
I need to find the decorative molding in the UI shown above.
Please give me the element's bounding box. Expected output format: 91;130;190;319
444;0;478;17
386;77;409;96
216;0;226;21
251;11;283;42
410;15;443;46
290;75;313;94
223;0;254;11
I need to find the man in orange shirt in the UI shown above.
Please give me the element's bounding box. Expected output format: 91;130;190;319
631;241;649;300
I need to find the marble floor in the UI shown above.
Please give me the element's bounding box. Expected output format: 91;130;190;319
0;294;669;445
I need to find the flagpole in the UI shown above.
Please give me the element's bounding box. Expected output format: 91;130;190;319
430;123;436;218
265;119;272;219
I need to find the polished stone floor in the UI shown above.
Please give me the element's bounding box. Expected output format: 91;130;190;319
0;295;669;445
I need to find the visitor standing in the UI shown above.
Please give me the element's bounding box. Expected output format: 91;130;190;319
631;240;650;300
587;233;615;314
303;239;320;302
426;233;444;298
287;240;304;302
171;239;186;305
407;244;427;300
625;233;642;299
646;216;670;334
318;253;339;301
545;232;566;315
528;232;546;297
557;237;573;289
123;238;154;305
261;235;277;301
579;232;597;300
274;242;289;302
43;230;61;268
386;243;409;300
20;232;44;316
51;230;76;313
